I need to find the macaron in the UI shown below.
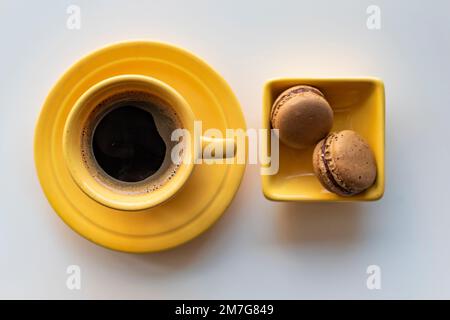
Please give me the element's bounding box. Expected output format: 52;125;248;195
312;130;377;196
271;85;333;149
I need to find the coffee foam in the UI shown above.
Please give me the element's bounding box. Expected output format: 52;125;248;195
80;90;184;196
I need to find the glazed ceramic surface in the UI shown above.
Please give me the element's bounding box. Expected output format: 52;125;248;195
34;41;246;252
262;78;385;202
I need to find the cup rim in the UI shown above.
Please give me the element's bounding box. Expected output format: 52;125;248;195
63;74;196;211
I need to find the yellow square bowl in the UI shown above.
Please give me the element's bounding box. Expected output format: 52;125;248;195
261;78;385;202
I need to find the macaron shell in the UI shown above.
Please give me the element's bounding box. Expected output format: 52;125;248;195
270;85;325;121
328;130;377;194
312;139;346;195
271;87;333;149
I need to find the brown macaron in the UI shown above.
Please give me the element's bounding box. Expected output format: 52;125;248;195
313;130;377;196
271;85;333;149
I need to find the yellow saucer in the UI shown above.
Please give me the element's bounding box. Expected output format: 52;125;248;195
34;41;246;253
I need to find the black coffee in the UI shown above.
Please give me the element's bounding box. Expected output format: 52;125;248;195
92;105;166;182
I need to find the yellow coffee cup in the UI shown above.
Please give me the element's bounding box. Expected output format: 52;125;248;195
63;74;235;211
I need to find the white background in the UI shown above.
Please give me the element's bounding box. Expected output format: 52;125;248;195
1;0;449;299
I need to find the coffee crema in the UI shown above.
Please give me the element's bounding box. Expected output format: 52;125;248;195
80;90;183;196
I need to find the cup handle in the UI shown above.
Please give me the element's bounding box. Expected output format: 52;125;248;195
199;136;236;159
